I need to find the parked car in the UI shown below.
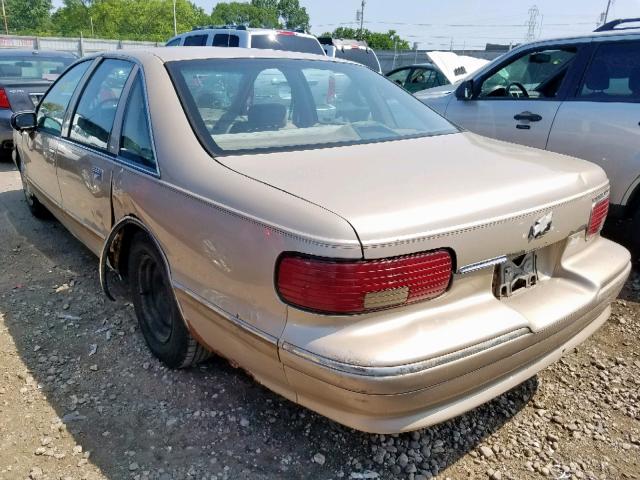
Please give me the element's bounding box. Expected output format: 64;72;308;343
0;49;75;159
166;25;325;56
11;47;630;434
417;19;640;253
386;51;489;93
318;37;381;73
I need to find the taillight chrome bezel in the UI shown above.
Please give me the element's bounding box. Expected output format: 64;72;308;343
275;249;454;315
586;190;610;240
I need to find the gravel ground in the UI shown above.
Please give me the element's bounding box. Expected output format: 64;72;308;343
1;161;639;480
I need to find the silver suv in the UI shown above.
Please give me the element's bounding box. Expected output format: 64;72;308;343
417;18;640;251
166;25;325;56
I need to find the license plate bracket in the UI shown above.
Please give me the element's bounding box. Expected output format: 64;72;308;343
494;251;538;298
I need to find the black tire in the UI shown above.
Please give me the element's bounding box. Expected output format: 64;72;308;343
630;208;640;261
128;232;210;368
18;158;48;219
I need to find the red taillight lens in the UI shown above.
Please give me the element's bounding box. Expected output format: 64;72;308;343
276;250;452;314
0;88;11;109
587;194;609;238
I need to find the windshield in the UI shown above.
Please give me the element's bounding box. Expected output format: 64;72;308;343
335;48;380;72
250;33;325;55
0;56;73;81
167;58;457;155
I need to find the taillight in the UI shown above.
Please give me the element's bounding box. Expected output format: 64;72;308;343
587;193;609;239
276;250;452;314
0;88;11;109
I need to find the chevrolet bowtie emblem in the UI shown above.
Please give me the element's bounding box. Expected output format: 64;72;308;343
529;211;553;240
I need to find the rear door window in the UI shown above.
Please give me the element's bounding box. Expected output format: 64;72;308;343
184;34;208;46
69;59;133;150
119;74;155;170
406;68;439;92
213;34;240;47
37;60;91;136
578;41;640;102
250;33;324;55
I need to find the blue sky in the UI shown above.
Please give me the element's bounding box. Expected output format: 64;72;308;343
52;0;640;49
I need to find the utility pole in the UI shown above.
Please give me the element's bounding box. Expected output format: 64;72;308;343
357;0;365;40
1;0;8;35
599;0;614;26
90;16;94;37
525;5;540;42
173;0;177;36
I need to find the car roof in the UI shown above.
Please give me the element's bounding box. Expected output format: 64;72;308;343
518;25;640;48
105;46;339;63
177;27;317;38
0;49;76;58
389;63;435;70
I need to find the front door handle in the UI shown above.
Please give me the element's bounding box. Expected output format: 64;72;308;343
514;111;542;122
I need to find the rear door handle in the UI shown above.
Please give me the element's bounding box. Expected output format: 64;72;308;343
514;111;542;122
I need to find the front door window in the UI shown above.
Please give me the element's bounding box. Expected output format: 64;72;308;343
479;48;577;100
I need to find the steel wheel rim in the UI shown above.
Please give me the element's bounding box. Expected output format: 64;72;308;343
137;254;173;344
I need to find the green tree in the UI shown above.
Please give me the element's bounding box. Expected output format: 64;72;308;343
330;27;410;50
5;0;53;34
51;0;208;41
211;2;278;28
276;0;309;31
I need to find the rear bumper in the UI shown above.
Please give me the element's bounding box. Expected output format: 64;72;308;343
280;236;630;433
0;109;13;147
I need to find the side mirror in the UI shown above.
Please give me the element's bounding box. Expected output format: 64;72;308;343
11;111;37;131
455;79;475;101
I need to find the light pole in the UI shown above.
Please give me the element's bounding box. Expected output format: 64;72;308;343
358;0;365;40
1;0;8;35
173;0;177;36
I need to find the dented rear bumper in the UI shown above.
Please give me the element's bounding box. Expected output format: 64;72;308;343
279;236;630;433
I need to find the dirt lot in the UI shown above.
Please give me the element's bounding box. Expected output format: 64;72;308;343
1;160;639;480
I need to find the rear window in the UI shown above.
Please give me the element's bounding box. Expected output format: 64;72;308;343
0;56;73;81
184;34;208;46
250;33;325;55
213;34;240;47
167;58;457;155
335;48;380;72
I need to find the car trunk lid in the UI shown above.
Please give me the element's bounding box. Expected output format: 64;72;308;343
1;80;51;110
217;132;608;266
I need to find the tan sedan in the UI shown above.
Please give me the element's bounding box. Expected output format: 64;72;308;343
11;47;630;434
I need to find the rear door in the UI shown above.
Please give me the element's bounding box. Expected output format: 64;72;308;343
547;39;640;206
19;60;92;205
446;44;587;149
56;58;134;251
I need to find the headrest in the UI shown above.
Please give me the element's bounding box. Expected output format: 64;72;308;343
585;61;610;91
247;103;286;130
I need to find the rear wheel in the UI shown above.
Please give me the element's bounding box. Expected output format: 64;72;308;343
18;158;48;218
128;232;210;368
630;208;640;260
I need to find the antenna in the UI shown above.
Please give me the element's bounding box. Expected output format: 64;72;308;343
597;0;614;27
525;5;540;42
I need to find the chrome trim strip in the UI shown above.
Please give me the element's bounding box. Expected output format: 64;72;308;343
458;255;507;274
362;183;610;250
282;328;530;378
172;282;278;346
